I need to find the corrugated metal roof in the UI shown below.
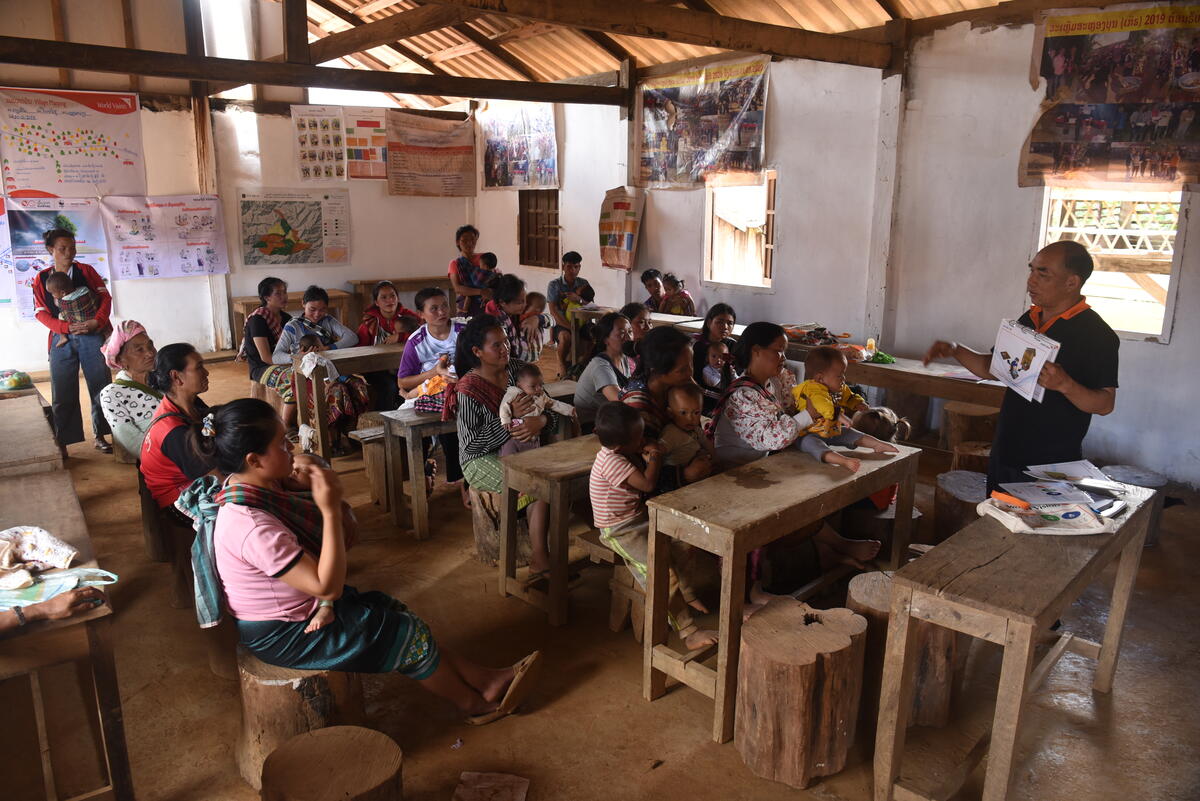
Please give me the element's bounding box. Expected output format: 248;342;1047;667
309;0;1006;106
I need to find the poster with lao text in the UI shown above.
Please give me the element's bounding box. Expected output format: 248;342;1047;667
5;197;110;320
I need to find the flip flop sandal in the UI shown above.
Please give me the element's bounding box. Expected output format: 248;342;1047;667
466;651;543;726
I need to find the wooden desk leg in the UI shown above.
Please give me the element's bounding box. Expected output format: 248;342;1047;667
889;464;917;569
980;620;1036;801
499;480;519;598
294;365;312;431
87;618;135;801
387;428;407;529
547;481;572;627
643;508;670;702
873;585;919;801
406;430;430;539
1094;510;1149;693
712;545;747;744
311;368;331;461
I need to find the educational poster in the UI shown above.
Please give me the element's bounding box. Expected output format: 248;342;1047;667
1021;5;1200;186
101;195;229;280
386;110;475;197
291;105;346;183
0;202;13;305
639;57;768;188
477;101;558;189
989;319;1061;403
342;106;388;179
0;87;146;197
238;188;350;266
598;186;645;271
5;197;109;319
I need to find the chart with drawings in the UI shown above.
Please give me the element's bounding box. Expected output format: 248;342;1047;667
100;195;228;280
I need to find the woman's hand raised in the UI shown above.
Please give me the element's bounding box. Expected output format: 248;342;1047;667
306;464;344;513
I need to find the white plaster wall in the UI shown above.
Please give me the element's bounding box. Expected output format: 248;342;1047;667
891;22;1200;486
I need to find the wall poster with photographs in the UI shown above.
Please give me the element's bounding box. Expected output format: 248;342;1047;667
477;100;558;189
638;56;768;188
291;105;347;183
1021;5;1200;186
5;197;110;319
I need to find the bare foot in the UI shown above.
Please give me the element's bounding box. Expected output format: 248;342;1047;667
824;451;861;472
831;537;882;569
868;440;899;454
683;629;719;650
458;482;472;509
687;597;709;615
480;665;517;704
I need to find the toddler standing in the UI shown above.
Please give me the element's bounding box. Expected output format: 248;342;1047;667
793;346;898;472
498;363;575;456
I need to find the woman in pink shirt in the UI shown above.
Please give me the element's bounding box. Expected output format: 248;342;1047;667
200;398;540;725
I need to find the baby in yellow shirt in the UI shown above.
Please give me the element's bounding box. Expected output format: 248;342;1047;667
793;346;898;472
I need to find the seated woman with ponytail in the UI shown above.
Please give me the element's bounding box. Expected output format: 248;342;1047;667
184;398;541;724
139;343;217;509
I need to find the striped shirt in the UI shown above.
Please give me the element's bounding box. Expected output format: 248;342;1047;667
589;447;643;529
456;361;558;468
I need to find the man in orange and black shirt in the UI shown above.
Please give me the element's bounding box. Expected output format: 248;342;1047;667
924;241;1119;491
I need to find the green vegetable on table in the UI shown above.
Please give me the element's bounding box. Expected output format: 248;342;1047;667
870;350;896;364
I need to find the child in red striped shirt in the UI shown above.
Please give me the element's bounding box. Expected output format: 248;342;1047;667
589;402;716;649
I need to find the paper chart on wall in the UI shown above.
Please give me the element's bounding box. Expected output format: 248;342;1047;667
0;203;14;305
238;188;350;266
101;195;229;280
989;318;1061;402
386;110;475;197
478;100;558;189
0;86;146;197
342;106;388;179
5;197;110;319
291;105;346;183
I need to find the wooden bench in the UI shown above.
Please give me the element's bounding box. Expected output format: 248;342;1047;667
249;379;287;414
577;529;646;642
0;395;62;477
347;275;455;320
231;289;352;350
644;445;920;743
499;434;601;626
873;480;1156;801
348;424;387;511
381;408;456;540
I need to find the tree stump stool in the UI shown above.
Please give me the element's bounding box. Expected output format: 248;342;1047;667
735;599;867;789
469;487;531;567
261;726;401;801
934;470;987;542
950;440;992;473
940;401;999;451
847;571;966;736
1103;464;1168;547
158;508;195;609
137;468;169;563
235;649;366;790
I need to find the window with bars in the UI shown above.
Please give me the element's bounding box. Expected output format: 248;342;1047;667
518;189;560;269
1042;187;1183;340
703;171;776;289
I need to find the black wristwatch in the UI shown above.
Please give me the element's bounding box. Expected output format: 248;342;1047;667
13;606;27;627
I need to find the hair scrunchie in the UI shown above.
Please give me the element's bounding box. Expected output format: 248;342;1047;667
201;413;217;438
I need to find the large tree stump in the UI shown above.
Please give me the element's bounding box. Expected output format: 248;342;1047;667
950;440;992;474
469;487;532;567
735;600;867;789
848;572;967;735
940;401;999;451
235;649;365;790
934;470;987;542
261;726;402;801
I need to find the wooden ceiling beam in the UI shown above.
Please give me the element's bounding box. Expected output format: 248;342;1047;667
418;0;893;68
283;0;311;63
576;29;635;65
0;34;626;104
451;22;539;80
354;0;403;17
308;0;450;75
307;4;476;63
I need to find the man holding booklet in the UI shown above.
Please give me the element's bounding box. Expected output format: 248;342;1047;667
924;240;1119;490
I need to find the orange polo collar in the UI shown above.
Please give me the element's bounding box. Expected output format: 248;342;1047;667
1030;298;1090;334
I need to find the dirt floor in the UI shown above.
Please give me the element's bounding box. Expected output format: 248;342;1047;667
7;357;1200;801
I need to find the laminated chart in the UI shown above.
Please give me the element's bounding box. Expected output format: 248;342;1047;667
101;195;229;279
291;105;346;182
343;106;388;180
239;188;350;266
386;110;475;197
5;197;110;319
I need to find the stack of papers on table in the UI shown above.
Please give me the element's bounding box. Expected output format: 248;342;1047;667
1024;459;1109;483
999;481;1096;506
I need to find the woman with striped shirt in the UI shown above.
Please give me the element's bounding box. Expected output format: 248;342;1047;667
451;315;555;575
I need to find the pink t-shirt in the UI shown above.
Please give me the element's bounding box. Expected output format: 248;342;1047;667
214;504;319;622
589;447;643;529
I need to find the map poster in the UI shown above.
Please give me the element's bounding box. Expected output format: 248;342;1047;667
238;188;350;266
477;100;558;189
0;201;14;305
101;195;229;280
343;106;388;180
989;319;1061;403
291;105;346;183
1021;5;1200;187
386;110;475;197
0;87;146;197
598;186;645;271
638;57;768;188
5;197;110;320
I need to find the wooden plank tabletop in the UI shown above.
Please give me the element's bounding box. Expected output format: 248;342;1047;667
0;395;61;473
0;471;110;635
381;407;454;430
648;445;920;541
501;434;600;480
894;484;1155;625
293;343;406;376
649;312;704;327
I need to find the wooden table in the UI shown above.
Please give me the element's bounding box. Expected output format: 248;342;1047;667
293;343;406;460
874;482;1155;801
0;471;134;800
675;320;748;339
0;395;62;477
644;445;920;743
347;276;454;320
499;435;601;626
381;408;457;541
231;288;352;349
